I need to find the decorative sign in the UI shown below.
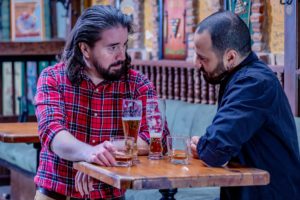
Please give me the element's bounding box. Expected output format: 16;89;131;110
234;0;247;14
170;18;180;38
226;0;252;27
163;0;187;60
11;0;44;41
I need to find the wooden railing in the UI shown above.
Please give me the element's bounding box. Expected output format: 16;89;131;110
0;57;285;120
131;59;284;105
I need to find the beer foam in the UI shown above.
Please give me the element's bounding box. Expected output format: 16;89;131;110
150;132;162;138
122;117;142;120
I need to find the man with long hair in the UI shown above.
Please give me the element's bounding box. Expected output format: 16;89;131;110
190;11;300;200
34;5;169;199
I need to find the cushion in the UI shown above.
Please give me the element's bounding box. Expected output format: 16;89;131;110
0;142;36;174
164;99;217;137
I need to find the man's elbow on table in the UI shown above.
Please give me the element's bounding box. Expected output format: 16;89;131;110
197;145;230;167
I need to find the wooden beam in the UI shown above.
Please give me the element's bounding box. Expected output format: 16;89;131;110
284;1;299;115
0;41;65;56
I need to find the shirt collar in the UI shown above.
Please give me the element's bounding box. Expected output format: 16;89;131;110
236;51;258;68
217;52;258;104
79;67;128;86
220;51;258;84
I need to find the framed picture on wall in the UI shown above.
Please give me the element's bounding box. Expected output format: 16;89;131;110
11;0;44;41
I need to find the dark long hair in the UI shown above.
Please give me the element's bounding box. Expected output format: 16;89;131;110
61;5;134;85
196;11;251;58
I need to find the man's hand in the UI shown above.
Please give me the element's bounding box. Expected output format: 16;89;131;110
75;171;93;197
190;136;200;158
86;141;117;166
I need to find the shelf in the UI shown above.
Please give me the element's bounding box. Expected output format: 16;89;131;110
0;40;65;56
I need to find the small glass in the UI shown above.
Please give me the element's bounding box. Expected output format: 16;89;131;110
122;99;142;163
146;99;166;160
110;136;135;167
167;136;190;165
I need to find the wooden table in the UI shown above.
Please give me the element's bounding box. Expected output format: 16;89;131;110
0;122;40;169
0;122;39;200
0;122;39;143
74;157;270;199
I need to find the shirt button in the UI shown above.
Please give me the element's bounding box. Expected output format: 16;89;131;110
92;140;96;143
94;113;98;117
95;88;99;92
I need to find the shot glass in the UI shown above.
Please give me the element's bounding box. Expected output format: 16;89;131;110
110;136;135;167
167;136;190;165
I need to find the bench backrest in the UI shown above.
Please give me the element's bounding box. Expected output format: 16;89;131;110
164;99;217;137
164;99;300;151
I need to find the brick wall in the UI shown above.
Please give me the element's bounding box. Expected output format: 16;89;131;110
130;1;284;65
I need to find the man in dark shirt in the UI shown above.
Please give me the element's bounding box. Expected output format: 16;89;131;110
190;11;300;200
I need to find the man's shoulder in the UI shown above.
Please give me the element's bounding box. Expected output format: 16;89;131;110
238;60;276;83
128;68;142;76
39;62;67;85
127;68;150;83
126;68;155;94
41;62;66;75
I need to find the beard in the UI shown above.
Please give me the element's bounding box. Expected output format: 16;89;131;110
93;59;128;81
201;61;229;85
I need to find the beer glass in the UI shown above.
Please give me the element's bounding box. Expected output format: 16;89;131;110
122;99;142;163
167;136;190;165
110;136;135;167
146;99;166;160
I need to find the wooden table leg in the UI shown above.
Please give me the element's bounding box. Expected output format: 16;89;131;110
159;188;178;200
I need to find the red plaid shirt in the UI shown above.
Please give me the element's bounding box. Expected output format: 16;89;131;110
34;63;170;199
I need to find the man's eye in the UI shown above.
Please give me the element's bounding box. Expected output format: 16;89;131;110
109;46;117;51
198;55;207;62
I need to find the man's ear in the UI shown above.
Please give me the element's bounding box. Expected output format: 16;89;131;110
78;42;90;59
224;49;238;70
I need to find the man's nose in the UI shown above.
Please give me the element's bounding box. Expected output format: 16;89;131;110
115;49;126;61
194;60;203;69
193;55;202;69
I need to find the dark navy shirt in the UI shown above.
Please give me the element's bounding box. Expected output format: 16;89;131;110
197;52;300;200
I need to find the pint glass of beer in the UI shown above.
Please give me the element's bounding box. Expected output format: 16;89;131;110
146;99;166;160
122;99;142;163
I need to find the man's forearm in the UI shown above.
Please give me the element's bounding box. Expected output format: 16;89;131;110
51;130;92;162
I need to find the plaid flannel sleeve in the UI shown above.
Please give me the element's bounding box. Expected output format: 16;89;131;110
34;68;67;149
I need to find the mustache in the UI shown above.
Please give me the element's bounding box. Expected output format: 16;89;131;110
109;60;125;67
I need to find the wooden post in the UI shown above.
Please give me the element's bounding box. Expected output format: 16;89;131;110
174;68;180;100
284;1;299;115
168;66;173;99
194;68;200;103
